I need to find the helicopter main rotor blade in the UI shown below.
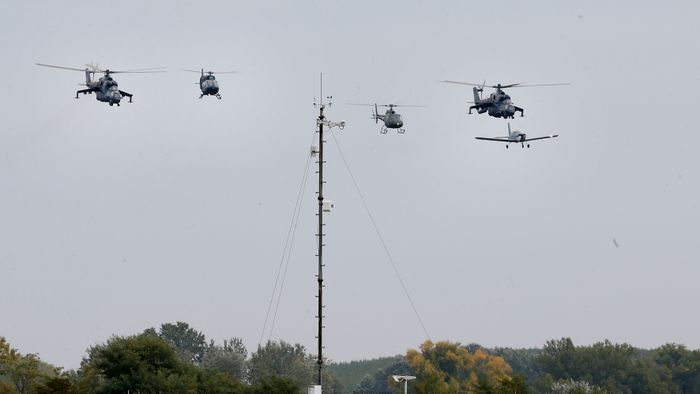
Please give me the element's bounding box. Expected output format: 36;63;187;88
209;70;237;74
440;80;484;87
385;104;427;108
496;83;522;88
109;68;167;74
36;63;88;72
349;103;375;107
180;69;204;73
110;70;166;74
506;83;571;88
115;67;167;72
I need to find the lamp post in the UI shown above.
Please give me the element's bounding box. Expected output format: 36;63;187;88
392;375;416;394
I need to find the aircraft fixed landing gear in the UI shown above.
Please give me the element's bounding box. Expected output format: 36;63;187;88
215;93;222;99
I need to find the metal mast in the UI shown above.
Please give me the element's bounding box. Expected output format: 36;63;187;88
312;74;344;391
315;83;326;388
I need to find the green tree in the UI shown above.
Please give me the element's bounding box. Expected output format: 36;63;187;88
0;337;57;394
248;340;340;393
248;341;314;387
35;376;81;394
653;343;700;393
536;338;678;393
201;338;247;380
354;356;412;393
246;375;302;394
329;356;398;392
153;321;208;364
79;334;194;393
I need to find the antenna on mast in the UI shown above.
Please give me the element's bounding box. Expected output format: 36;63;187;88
314;73;333;110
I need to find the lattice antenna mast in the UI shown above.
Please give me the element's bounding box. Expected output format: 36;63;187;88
311;73;344;391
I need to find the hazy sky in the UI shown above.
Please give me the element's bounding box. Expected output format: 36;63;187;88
1;1;699;369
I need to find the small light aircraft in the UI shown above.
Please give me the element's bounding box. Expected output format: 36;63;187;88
36;63;165;106
181;69;236;99
440;80;569;119
475;123;558;148
350;103;425;134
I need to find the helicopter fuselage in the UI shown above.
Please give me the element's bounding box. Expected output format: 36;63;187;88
76;73;132;106
94;77;122;104
199;74;220;97
380;110;403;129
470;87;523;119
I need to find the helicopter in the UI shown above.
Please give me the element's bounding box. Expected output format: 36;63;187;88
36;63;165;106
350;103;425;134
475;122;558;149
440;80;569;119
181;69;237;99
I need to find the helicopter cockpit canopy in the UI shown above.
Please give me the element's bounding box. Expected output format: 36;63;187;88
103;78;118;88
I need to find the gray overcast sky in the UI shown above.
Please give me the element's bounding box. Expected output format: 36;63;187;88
1;0;699;369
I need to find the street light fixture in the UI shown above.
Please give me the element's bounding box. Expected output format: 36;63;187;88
392;375;416;394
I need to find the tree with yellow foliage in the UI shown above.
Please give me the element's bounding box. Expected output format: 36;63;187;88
405;340;515;394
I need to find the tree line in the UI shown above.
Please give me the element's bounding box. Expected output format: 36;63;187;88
347;338;700;393
3;323;700;393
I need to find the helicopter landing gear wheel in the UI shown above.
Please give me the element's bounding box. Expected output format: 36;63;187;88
381;127;388;134
398;128;405;134
527;144;530;148
215;93;222;99
199;94;204;99
506;145;509;149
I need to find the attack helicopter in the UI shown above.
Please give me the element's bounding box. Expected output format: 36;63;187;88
440;80;569;119
350;103;425;134
181;69;237;99
475;123;558;149
36;63;165;106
